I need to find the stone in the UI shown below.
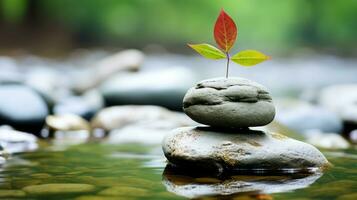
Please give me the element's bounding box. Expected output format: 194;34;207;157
53;90;104;120
92;105;195;132
0;84;49;133
0;126;38;153
276;99;343;134
183;77;275;128
74;49;144;92
23;183;95;196
0;155;6;165
337;193;357;200
309;180;356;198
92;105;195;144
107;125;182;145
44;114;91;144
100;67;197;110
305;131;350;149
349;129;357;143
46;114;90;132
51;130;90;146
162;126;329;173
319;84;357;132
0;189;26;198
98;186;149;197
0;57;23;84
76;196;125;200
163;166;322;199
25;67;71;108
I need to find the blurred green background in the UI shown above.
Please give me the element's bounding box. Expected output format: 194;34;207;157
1;0;356;56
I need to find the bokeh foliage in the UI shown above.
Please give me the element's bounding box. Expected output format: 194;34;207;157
1;0;356;53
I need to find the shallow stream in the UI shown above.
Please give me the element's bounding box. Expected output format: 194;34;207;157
1;140;356;200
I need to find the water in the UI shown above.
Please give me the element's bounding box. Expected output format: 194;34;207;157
0;141;356;199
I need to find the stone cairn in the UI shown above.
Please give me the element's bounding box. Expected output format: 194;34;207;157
162;77;329;174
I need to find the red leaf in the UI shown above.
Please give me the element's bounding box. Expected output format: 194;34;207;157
214;9;237;52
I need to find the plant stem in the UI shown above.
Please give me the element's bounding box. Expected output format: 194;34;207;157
225;52;230;78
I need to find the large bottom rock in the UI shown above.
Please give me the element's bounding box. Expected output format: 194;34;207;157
162;126;329;173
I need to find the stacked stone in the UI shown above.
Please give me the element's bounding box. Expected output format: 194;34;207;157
162;77;329;173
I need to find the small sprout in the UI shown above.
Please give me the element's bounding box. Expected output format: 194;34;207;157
188;9;270;78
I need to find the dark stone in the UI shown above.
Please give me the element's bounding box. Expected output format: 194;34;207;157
99;68;197;111
0;84;48;134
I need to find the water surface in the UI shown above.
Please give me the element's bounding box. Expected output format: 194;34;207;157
0;141;356;199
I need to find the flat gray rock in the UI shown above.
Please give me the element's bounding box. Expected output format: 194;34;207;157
162;126;329;173
183;77;275;128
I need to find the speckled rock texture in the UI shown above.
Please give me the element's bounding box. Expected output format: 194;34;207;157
183;77;275;128
162;126;329;173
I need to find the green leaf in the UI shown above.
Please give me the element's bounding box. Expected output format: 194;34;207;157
188;43;226;59
231;50;271;66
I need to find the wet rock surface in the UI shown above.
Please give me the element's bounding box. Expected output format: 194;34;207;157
183;77;275;128
0;84;48;133
162;126;329;173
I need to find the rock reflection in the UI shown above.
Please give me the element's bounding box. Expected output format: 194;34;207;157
162;165;322;199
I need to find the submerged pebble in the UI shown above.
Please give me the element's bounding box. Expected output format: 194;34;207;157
98;186;149;197
337;193;357;200
0;189;26;198
76;195;127;200
23;183;95;195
